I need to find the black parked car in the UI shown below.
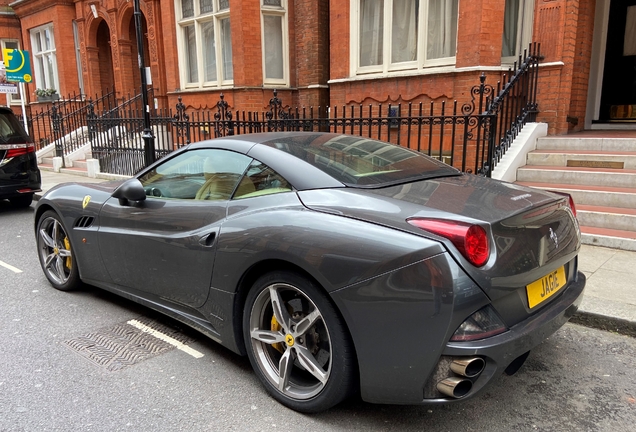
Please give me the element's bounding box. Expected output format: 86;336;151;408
35;132;585;412
0;106;41;207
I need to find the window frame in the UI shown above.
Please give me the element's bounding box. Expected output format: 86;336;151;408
260;0;290;86
1;39;23;105
29;24;60;93
350;0;459;76
175;0;233;90
501;0;535;64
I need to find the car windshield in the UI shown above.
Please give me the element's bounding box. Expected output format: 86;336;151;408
261;134;459;187
0;110;31;144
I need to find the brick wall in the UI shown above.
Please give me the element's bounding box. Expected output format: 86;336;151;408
329;0;598;137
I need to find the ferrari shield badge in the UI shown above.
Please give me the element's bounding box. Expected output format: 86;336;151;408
82;195;91;209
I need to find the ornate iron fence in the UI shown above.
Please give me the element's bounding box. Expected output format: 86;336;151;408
61;45;543;177
485;43;543;174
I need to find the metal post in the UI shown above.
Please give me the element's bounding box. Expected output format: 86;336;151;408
134;0;155;166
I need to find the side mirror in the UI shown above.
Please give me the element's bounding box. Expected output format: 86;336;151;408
112;179;147;206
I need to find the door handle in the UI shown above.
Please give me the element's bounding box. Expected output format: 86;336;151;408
199;231;217;247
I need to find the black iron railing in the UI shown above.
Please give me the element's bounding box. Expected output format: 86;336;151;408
483;43;543;176
32;45;542;177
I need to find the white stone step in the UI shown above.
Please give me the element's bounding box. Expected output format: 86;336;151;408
527;150;636;169
516;182;636;209
536;137;635;151
517;166;636;188
577;206;636;233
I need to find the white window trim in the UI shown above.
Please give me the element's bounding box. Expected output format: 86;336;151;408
175;0;233;90
502;0;535;65
260;0;289;86
1;39;22;105
30;23;60;93
350;0;458;77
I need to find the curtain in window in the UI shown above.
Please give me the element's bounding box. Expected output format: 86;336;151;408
202;21;217;81
220;18;233;81
502;0;520;57
185;25;198;83
264;15;284;79
360;0;384;67
427;0;458;60
624;6;636;56
392;0;418;63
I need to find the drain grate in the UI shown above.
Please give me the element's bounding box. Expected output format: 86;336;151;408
64;316;196;371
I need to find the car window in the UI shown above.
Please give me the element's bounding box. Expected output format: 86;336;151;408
233;160;293;200
0;111;30;144
261;134;459;187
138;149;252;200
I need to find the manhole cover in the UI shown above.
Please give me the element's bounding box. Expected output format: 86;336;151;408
64;316;197;371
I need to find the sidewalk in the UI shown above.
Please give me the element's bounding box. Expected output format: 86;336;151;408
35;169;636;337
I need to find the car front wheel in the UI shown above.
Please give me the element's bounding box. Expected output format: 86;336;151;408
243;271;356;413
36;210;81;291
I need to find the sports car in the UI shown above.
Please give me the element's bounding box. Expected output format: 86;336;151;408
34;132;585;413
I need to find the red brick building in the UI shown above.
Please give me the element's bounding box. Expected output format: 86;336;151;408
1;0;635;134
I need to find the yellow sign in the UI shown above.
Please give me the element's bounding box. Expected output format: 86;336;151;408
82;195;92;209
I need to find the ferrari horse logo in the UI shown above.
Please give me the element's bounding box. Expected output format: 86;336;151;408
82;195;91;209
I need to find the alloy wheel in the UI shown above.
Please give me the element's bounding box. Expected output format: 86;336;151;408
249;282;333;400
37;215;73;286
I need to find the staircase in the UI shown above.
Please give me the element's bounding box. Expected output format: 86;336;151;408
40;154;91;176
516;131;636;251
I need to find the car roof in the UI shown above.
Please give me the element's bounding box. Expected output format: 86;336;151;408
189;133;345;190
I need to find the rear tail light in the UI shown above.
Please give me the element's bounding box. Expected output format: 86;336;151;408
450;306;507;341
551;191;577;218
407;218;490;267
4;143;35;158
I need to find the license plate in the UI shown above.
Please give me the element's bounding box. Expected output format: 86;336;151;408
526;266;567;309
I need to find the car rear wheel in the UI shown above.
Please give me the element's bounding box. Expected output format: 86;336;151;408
9;194;33;208
36;210;81;291
243;271;356;413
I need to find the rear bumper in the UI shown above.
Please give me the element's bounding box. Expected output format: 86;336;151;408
0;170;41;199
424;271;587;403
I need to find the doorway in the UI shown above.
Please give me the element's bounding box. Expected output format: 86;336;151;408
96;20;115;96
598;0;636;122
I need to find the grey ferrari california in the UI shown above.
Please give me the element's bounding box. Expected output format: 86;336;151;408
35;132;585;412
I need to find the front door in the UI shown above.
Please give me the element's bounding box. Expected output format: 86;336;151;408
599;0;636;122
97;148;252;308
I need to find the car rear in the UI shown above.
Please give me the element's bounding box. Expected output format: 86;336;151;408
0;107;41;207
299;174;585;403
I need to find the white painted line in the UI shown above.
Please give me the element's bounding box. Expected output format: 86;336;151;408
127;319;204;359
0;260;22;273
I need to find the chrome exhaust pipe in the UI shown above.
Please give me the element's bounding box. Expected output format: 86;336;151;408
450;357;485;378
437;377;473;399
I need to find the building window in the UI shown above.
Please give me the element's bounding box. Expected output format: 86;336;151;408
72;21;85;96
353;0;458;75
176;0;233;89
30;24;60;93
1;40;22;104
261;0;288;85
502;0;534;61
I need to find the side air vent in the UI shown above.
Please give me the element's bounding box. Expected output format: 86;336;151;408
74;216;95;229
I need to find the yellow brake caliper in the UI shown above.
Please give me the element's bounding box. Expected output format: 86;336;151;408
63;237;72;269
271;315;284;353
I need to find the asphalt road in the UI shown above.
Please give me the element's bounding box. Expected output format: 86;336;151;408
2;201;636;432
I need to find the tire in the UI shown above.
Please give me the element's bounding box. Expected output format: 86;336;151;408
243;271;357;413
36;210;81;291
9;194;33;208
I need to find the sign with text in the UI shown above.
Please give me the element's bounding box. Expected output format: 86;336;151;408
1;49;32;83
0;61;18;94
